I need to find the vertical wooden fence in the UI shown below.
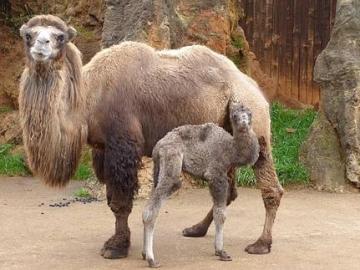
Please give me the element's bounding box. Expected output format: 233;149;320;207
239;0;337;106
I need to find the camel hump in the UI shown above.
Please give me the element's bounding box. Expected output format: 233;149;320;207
86;41;156;69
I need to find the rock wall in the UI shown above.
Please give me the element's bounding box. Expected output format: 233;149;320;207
301;0;360;191
102;0;240;51
102;0;277;100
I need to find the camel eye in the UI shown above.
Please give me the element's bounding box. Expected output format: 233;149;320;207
25;33;32;41
57;34;65;43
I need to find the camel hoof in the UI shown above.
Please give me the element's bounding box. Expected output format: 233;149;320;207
148;259;161;268
182;224;208;237
100;246;128;259
215;250;232;261
245;239;271;254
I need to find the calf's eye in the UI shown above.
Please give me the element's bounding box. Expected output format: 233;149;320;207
25;33;31;41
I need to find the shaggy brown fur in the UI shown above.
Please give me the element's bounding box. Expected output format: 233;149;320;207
19;20;86;186
142;104;260;267
19;15;283;260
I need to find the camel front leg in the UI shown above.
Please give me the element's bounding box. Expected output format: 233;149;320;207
245;137;283;254
101;185;133;259
100;134;141;259
93;147;131;258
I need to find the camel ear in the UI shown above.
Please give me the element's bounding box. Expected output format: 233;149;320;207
229;99;243;111
67;26;77;41
19;24;28;38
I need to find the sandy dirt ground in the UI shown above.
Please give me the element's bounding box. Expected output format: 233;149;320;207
0;177;360;270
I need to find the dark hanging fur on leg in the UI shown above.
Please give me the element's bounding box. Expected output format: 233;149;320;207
104;134;141;200
100;134;140;259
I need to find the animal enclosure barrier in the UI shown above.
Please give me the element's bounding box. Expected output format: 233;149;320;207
239;0;337;106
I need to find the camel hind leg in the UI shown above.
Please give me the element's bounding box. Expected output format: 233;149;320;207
228;80;284;254
245;137;283;254
143;147;183;268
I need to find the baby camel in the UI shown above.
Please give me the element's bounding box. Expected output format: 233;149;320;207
142;102;261;267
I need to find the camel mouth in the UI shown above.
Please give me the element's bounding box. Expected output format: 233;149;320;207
30;49;51;62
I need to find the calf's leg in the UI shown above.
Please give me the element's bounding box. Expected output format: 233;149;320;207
207;172;232;261
182;168;237;237
143;149;183;268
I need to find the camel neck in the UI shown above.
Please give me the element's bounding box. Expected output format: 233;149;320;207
18;44;87;187
232;129;249;143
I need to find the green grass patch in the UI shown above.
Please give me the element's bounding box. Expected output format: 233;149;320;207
0;143;93;180
236;166;255;186
74;187;91;198
73;163;93;180
0;144;29;176
73;147;94;180
237;102;317;186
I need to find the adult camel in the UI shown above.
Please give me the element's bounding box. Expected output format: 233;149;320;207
18;15;283;259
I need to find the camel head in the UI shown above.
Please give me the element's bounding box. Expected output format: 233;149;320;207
229;102;252;132
20;15;77;63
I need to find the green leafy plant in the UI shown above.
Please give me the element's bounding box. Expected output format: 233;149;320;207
74;187;91;198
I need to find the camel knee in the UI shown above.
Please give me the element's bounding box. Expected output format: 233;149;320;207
262;186;283;210
252;146;284;210
167;179;182;195
143;205;156;227
213;206;226;225
106;187;133;215
208;175;229;205
110;204;132;216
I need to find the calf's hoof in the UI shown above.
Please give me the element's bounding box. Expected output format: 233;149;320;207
148;258;161;268
182;224;208;237
245;239;271;254
215;250;232;261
